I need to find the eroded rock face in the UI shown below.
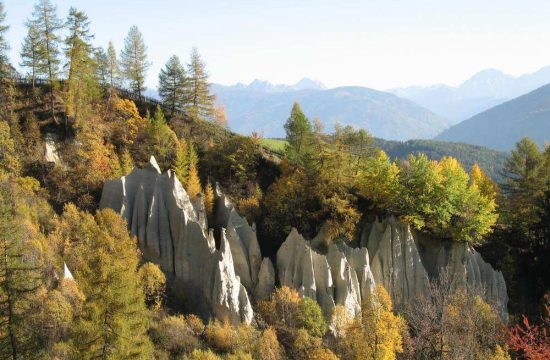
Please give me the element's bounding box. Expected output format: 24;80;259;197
100;159;508;323
215;186;263;293
99;157;253;324
361;216;508;318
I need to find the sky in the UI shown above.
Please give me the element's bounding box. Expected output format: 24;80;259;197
3;0;550;91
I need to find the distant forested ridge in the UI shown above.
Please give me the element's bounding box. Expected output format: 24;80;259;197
373;138;508;182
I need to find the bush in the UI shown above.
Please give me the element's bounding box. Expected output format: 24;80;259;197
295;297;327;337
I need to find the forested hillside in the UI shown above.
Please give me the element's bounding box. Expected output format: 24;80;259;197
435;83;550;151
0;1;548;360
213;83;451;141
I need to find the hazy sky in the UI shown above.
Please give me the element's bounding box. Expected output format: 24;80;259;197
4;0;550;90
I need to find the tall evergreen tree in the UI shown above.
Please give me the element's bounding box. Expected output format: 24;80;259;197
20;22;40;88
120;25;150;100
64;7;97;124
30;0;63;122
106;41;120;88
159;55;187;117
0;1;10;77
94;46;108;87
185;47;214;119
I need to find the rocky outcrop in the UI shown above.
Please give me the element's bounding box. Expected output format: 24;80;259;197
360;216;508;317
99;157;253;324
44;133;61;164
277;229;375;317
215;187;263;294
100;159;508;323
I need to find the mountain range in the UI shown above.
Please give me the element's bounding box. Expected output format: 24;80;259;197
211;80;451;141
390;66;550;123
435;83;550;151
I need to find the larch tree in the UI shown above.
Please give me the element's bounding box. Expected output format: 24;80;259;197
0;184;42;360
64;7;97;124
93;46;108;87
159;54;188;117
106;41;120;88
20;21;40;88
284;102;315;169
60;205;153;359
185;47;215;120
0;1;9;78
120;25;150;100
31;0;63;123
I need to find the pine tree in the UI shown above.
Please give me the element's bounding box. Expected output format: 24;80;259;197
120;26;150;100
30;0;63;123
159;55;188;117
20;22;40;88
185;47;214;120
106;41;120;88
94;47;108;88
0;185;42;360
0;1;10;77
64;7;97;124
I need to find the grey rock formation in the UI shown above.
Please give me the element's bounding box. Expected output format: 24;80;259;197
99;159;508;323
254;258;276;301
100;157;253;324
363;216;429;309
215;186;262;292
361;216;508;318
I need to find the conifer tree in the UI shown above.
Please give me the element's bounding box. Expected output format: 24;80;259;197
186;165;202;200
120;26;150;100
173;139;189;184
0;185;42;360
284;102;315;168
30;0;63;122
106;41;120;88
61;205;153;358
64;7;97;123
204;181;215;220
94;47;108;87
159;55;188;117
20;22;40;88
185;47;214;119
0;1;10;78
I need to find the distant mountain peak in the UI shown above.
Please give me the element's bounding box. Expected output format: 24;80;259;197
292;78;326;90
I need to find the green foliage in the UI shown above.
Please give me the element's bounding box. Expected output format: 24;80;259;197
64;7;99;125
106;41;120;87
398;154;497;244
60;205;154;358
120;25;151;99
144;105;179;171
20;21;40;86
159;54;188;116
295;297;327;337
0;181;43;359
284;102;315;168
0;120;21;175
203;135;260;197
261;138;287;155
374;137;508;183
185;47;215;120
356;150;401;209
